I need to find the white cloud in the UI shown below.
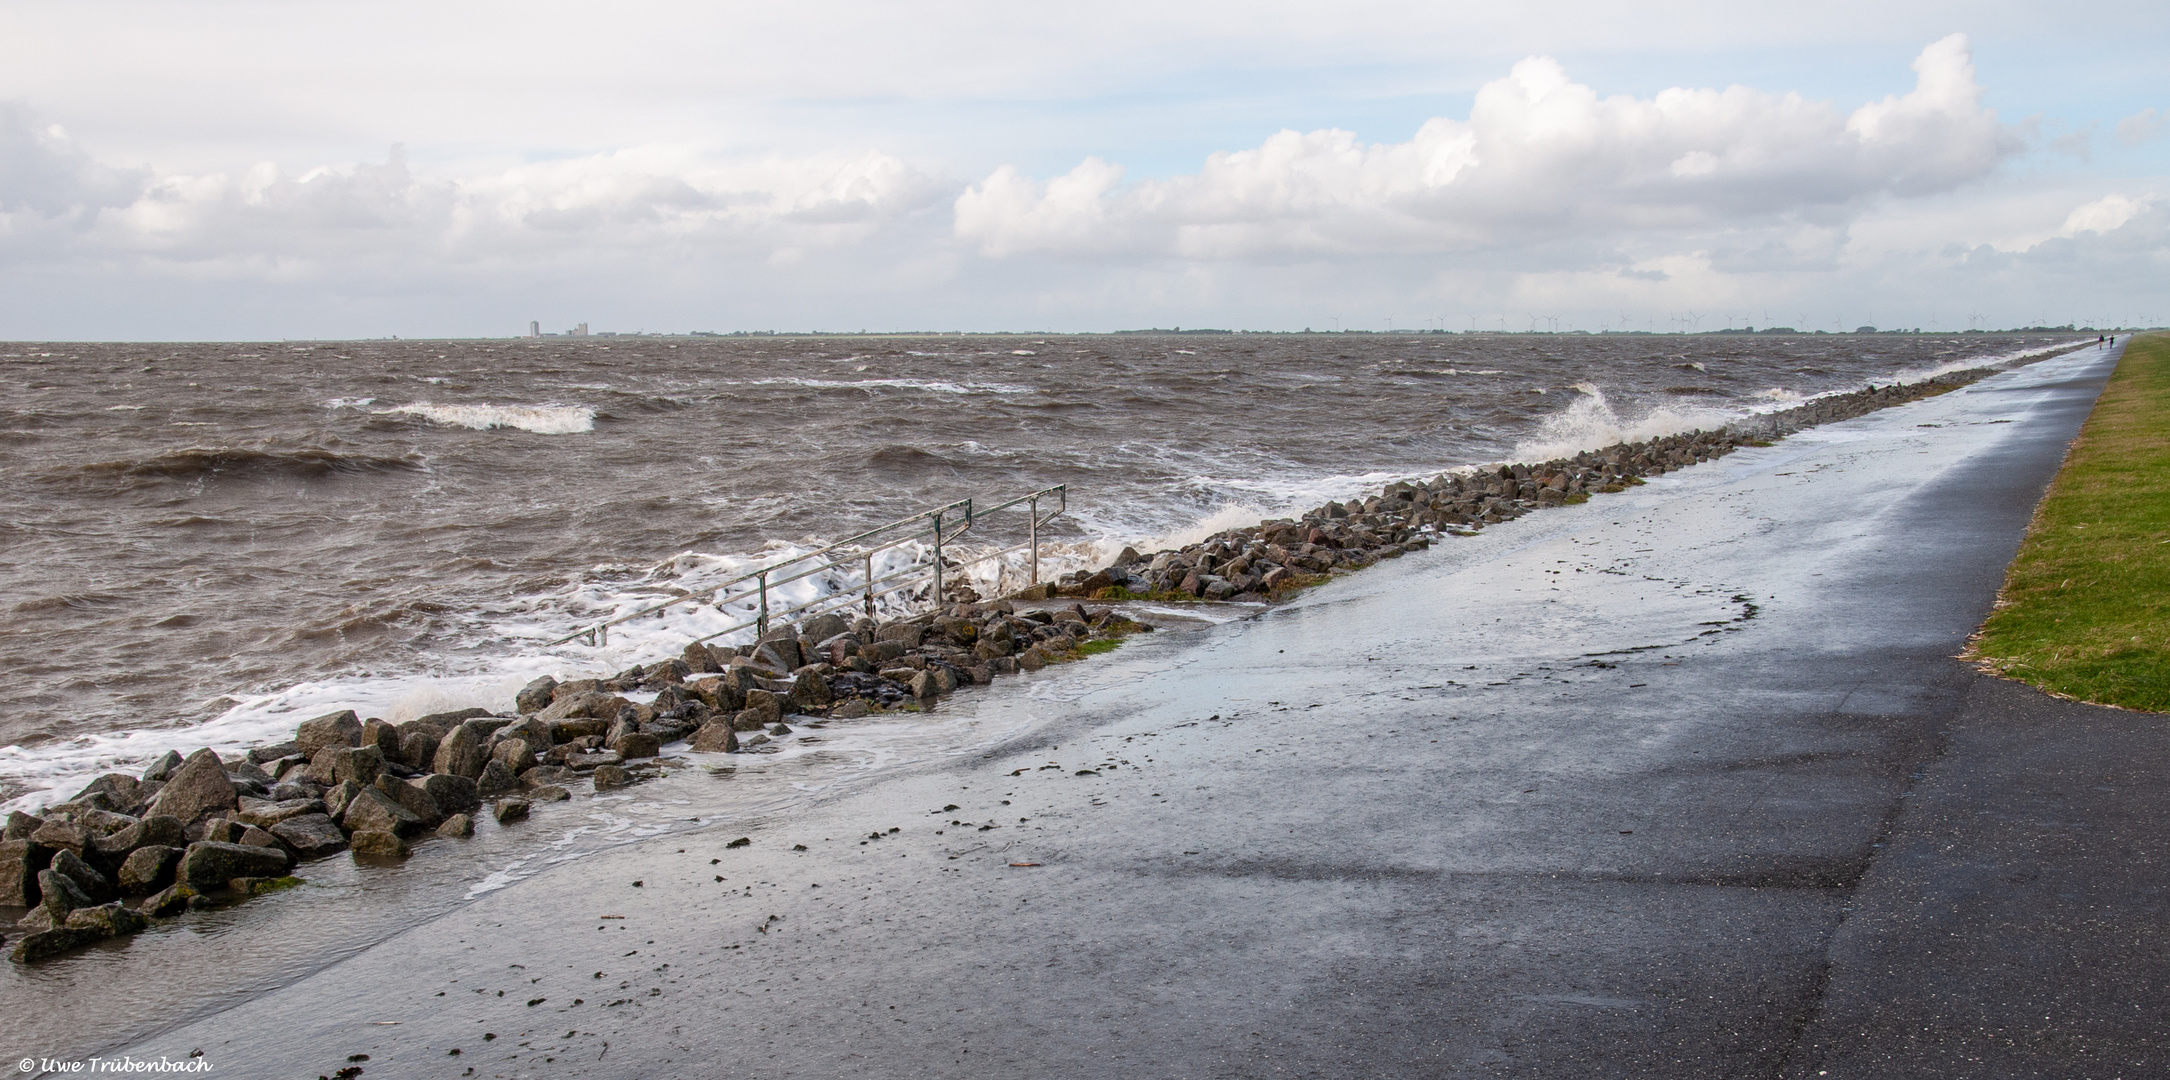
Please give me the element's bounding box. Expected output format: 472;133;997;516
2062;193;2152;236
0;116;949;280
956;35;2017;260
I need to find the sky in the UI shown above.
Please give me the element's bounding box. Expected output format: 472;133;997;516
0;0;2164;339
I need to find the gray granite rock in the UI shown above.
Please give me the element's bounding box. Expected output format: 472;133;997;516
142;749;238;825
116;845;182;894
268;813;348;857
295;710;362;758
177;841;291;891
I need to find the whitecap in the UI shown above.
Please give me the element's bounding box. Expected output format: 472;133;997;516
380;402;596;434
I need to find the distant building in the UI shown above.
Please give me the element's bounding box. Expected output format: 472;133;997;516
528;320;540;338
572;323;590;337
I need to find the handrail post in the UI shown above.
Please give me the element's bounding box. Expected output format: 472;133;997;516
931;510;944;609
757;571;769;637
1028;494;1040;587
864;553;876;619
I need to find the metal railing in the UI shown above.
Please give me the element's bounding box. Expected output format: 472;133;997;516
548;485;1068;649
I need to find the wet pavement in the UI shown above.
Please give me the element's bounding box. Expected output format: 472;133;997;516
76;343;2169;1077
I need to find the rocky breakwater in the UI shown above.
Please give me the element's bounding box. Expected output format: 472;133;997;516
1035;368;2007;604
3;604;1152;964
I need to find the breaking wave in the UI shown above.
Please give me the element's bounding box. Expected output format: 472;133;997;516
1511;384;1734;463
380;402;596;434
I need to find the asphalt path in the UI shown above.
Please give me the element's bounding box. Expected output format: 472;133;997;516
110;342;2163;1079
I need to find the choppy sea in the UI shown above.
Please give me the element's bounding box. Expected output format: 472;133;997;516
0;331;2079;808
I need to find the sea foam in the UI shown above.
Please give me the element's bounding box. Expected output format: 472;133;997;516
1510;384;1734;464
381;402;596;434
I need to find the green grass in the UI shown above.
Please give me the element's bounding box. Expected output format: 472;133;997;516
1971;333;2170;711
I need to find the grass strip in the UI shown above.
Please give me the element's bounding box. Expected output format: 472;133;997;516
1971;334;2170;711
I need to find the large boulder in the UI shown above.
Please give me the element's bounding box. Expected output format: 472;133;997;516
91;815;187;861
491;738;539;775
789;670;833;711
27;866;95;929
680;641;720;674
477;760;520;795
394;722;446;772
140;750;184;783
537;692;623;724
432;724;488;779
328;746;384;787
875;621;926;647
231;800;323;830
515;676;558;713
143;749;239;825
374;775;442;827
460;716;514;741
268;814;348;857
359;718;403;758
177;841;292;891
48;848;114;904
563;750;623;771
349;830;408;857
29;820;92;857
66;900;148;938
321;780;362;821
800;612;850;644
338;787;424;838
549;717;610;744
138;884;194;917
752;634;802;673
295;710;362;758
494;717;556;752
743;689;783;726
689;720;739;753
0;839;54;906
686;677;743;714
117;846;183;894
414;773;480;817
3;811;42;840
246;741;302;764
10;925;106;963
71;773;144;810
608;732;662;760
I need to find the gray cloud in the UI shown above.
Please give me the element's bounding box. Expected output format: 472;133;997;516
0;104;146;217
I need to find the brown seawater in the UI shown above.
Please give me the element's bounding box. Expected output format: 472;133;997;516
0;331;2074;805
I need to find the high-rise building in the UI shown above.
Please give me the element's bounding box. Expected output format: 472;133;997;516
573;323;589;337
528;320;540;338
